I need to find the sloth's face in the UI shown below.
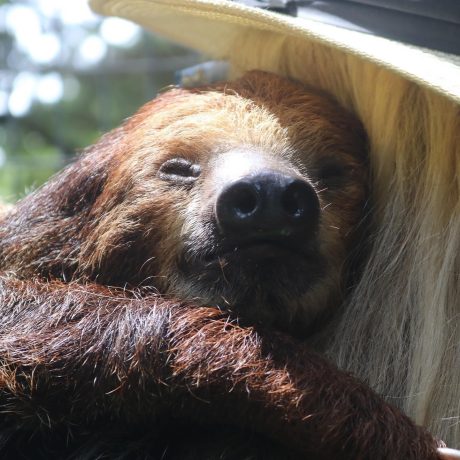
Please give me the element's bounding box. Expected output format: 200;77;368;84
164;142;367;334
100;72;368;334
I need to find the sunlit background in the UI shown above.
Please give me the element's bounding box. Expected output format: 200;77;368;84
0;0;201;202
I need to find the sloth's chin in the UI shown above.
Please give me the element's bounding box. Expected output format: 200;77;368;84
176;240;325;325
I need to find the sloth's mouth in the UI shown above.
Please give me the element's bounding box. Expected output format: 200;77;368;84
203;237;312;265
178;235;323;295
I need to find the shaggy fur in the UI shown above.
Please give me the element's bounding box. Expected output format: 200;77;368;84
0;71;439;458
225;35;460;447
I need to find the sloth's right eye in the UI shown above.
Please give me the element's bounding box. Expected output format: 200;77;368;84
158;158;201;185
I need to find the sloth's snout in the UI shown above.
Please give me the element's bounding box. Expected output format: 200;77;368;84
215;170;320;240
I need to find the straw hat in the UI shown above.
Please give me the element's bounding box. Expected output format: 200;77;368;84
89;0;460;103
90;0;460;453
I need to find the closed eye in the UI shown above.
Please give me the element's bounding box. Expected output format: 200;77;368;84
317;160;351;187
158;158;201;185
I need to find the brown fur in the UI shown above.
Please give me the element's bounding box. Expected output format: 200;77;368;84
0;71;439;459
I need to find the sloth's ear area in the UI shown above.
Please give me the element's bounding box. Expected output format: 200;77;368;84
56;141;117;216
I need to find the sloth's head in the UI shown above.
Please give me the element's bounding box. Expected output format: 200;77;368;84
19;71;367;334
82;71;368;333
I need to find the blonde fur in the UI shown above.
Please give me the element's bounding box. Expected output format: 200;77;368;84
226;31;460;446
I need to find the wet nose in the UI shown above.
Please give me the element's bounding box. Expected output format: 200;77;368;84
215;171;320;239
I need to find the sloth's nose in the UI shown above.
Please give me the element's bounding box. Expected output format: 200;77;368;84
215;171;320;239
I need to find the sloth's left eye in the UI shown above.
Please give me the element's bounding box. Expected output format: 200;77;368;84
158;158;201;185
317;160;351;187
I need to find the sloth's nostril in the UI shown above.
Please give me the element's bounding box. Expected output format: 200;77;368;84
230;184;259;217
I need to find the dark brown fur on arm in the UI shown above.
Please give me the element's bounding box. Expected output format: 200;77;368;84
0;276;437;459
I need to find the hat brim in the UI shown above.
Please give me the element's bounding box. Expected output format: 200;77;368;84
89;0;460;103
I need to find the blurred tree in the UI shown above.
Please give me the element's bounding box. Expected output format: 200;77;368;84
0;0;201;202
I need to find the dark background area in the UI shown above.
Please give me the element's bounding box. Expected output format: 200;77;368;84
0;0;201;202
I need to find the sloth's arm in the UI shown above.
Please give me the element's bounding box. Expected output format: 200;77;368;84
0;276;438;460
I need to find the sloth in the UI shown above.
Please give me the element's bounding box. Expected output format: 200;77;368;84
0;71;440;459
